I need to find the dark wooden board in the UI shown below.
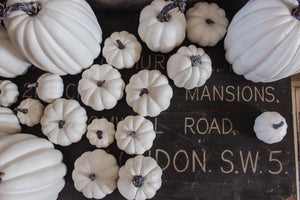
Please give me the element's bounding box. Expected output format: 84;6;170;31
2;0;298;200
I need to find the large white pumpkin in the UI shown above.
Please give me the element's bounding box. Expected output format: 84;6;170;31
0;133;67;200
224;0;300;82
4;0;102;75
0;27;30;78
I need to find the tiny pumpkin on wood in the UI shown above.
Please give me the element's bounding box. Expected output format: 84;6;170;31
41;98;87;146
167;45;212;89
126;69;173;117
0;80;19;107
186;2;229;47
0;107;21;136
14;98;44;127
253;111;287;144
72;149;119;199
78;64;125;111
118;155;162;200
103;31;142;69
138;0;186;53
115;115;156;155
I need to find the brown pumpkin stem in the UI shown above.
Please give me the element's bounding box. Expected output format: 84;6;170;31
89;173;96;181
97;80;105;87
157;0;186;22
273;121;284;129
0;2;41;20
116;39;125;49
58;120;65;129
96;130;103;139
206;18;215;24
292;0;300;20
139;88;149;97
27;82;39;88
14;107;28;114
127;131;137;137
191;55;201;67
132;175;144;188
0;172;4;184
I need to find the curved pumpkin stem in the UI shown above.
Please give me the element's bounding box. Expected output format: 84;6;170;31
292;0;300;20
272;121;284;129
0;2;41;21
157;0;186;22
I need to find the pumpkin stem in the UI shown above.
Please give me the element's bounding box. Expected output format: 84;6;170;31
139;88;149;97
132;175;144;188
157;0;186;22
206;18;215;24
116;39;125;49
58;120;65;129
292;0;300;20
97;80;105;87
191;55;201;67
0;2;41;21
273;121;284;129
27;82;39;88
96;130;103;139
0;172;4;184
89;173;96;181
127;131;137;137
14;107;28;114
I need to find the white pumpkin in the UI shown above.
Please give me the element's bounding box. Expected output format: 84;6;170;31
138;0;186;53
103;31;142;69
78;64;125;111
115;115;156;155
28;73;64;103
253;111;288;144
41;98;87;146
0;133;67;200
72;149;119;199
118;155;162;200
224;0;300;82
15;98;44;127
186;2;229;47
86;118;115;148
167;45;212;89
3;0;102;75
126;69;173;117
0;27;30;78
0;80;19;107
0;107;21;136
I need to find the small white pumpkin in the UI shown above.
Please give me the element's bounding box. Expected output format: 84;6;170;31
138;0;186;53
3;0;102;75
186;2;229;47
115;115;156;155
28;73;64;103
118;155;162;200
72;149;119;199
41;98;87;146
78;64;125;111
126;69;173;117
167;45;212;89
253;111;287;144
0;133;67;200
224;0;300;82
0;107;21;136
0;27;30;78
86;118;115;148
0;80;19;107
15;98;44;127
103;31;142;69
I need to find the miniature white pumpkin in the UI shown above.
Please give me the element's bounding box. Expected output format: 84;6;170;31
86;118;115;148
224;0;300;82
0;27;30;78
167;45;212;89
0;80;19;107
253;111;287;144
72;149;119;199
0;107;21;136
78;64;125;111
103;31;142;69
0;133;67;200
115;115;156;155
186;2;229;47
15;98;44;127
41;98;87;146
3;0;102;75
138;0;186;53
28;73;64;103
126;70;173;117
118;155;162;200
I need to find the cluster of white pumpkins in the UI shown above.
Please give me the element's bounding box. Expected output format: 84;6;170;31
0;0;295;199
